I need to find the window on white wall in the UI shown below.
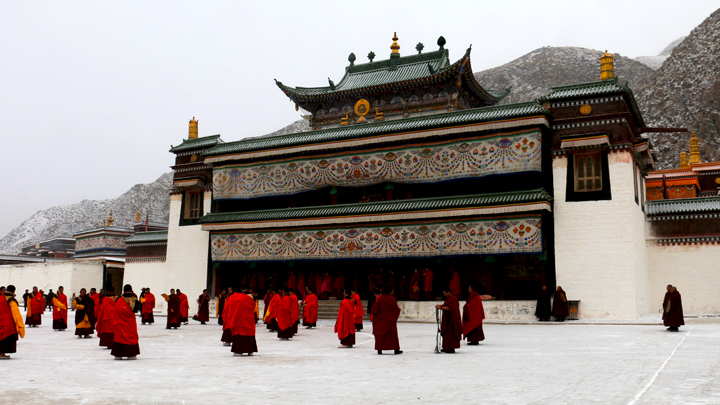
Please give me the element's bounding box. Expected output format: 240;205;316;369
574;153;602;192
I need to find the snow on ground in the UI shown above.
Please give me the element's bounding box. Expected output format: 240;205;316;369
3;312;720;405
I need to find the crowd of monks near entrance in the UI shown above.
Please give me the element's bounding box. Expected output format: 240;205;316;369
0;279;685;360
221;267;462;302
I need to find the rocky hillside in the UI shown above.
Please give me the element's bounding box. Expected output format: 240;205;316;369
0;172;173;254
474;47;655;106
635;9;720;169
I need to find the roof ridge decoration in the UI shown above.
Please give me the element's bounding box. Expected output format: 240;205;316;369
170;134;224;153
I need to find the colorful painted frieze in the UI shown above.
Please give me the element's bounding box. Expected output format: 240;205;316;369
210;215;542;261
75;236;127;252
213;130;542;200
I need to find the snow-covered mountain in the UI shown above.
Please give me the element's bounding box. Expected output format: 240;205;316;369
0;173;173;254
634;36;686;70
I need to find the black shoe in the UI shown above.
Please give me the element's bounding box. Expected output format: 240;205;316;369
467;341;479;346
444;349;455;353
394;350;403;355
377;350;382;355
201;322;206;325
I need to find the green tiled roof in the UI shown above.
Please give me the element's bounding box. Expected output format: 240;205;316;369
199;189;551;224
646;196;720;216
539;78;646;127
124;231;168;243
170;135;223;153
203;102;550;157
276;48;509;103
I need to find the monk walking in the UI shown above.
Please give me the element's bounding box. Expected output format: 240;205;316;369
195;289;210;324
177;289;189;324
25;286;44;327
264;289;280;332
552;286;569;322
302;287;318;329
140;288;155;325
73;288;96;338
162;289;181;329
217;289;227;326
371;286;402;355
229;289;258;356
221;288;239;346
96;287;118;349
535;285;551;322
289;288;300;336
0;286;25;359
52;286;68;331
661;285;672;327
665;286;684;332
276;288;293;340
335;290;356;348
112;285;141;360
436;288;461;353
351;288;364;331
462;284;487;346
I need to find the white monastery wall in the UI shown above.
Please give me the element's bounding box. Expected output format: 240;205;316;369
647;242;720;315
553;150;649;319
123;261;169;313
162;191;212;316
0;261;103;296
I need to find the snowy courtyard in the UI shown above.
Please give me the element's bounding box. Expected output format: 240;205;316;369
3;312;720;405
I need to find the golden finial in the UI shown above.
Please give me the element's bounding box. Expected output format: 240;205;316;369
679;151;689;169
135;211;140;222
689;131;702;165
390;32;400;55
599;50;615;81
106;211;115;227
188;117;198;139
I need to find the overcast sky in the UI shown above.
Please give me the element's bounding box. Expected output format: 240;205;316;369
1;1;718;238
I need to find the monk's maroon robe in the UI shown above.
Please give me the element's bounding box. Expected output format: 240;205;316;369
552;288;569;320
665;291;685;328
371;294;401;350
111;293;140;358
335;298;356;346
462;291;485;343
230;293;258;355
441;295;462;350
196;294;210;322
276;295;293;339
166;294;181;329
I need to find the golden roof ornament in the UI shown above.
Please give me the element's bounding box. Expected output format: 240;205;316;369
106;211;115;227
689;131;702;165
189;117;198;139
679;151;689;169
390;32;400;55
136;211;140;222
599;50;615;81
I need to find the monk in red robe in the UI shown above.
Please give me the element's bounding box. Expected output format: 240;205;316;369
661;284;672;327
163;289;181;329
449;268;462;300
140;288;155;325
261;288;271;325
195;289;210;324
665;286;684;332
535;285;551;321
351;288;364;331
90;288;101;327
276;289;294;340
217;289;227;326
409;269;421;301
335;290;356;348
112;284;141;360
221;289;239;346
25;287;44;327
463;284;488;345
96;287;118;349
264;289;280;332
371;286;402;355
423;268;434;300
73;288;95;338
52;286;68;331
177;289;189;324
302;287;318;328
229;290;258;356
552;286;569;322
436;288;461;353
0;285;25;359
289;288;300;336
297;273;306;300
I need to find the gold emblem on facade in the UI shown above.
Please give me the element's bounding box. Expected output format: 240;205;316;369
715;177;720;185
354;99;370;123
579;104;592;115
190;154;198;162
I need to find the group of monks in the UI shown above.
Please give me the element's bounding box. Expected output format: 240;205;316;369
0;283;141;360
534;286;570;322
